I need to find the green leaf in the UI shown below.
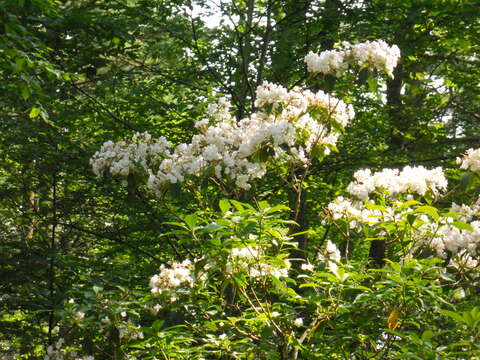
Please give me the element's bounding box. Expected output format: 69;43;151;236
152;320;164;331
29;107;41;118
162;221;188;229
357;68;369;85
219;199;230;214
365;203;388;212
311;144;326;161
367;76;378;92
324;74;336;92
299;282;318;289
14;57;25;72
209;237;221;246
451;220;473;232
204;223;224;232
232;275;246;288
230;200;254;211
184;214;198;229
400;200;421;209
261;326;274;339
265;204;290;214
438;309;464;323
19;83;30;100
413;206;439;221
406;214;416;226
257;200;269;210
421;330;435;342
204;321;217;331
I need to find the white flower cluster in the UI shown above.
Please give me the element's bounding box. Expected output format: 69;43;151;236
451;250;479;270
414;199;479;259
328;194;480;263
325;159;480;264
149;259;193;299
227;246;290;279
305;49;347;75
254;82;354;128
317;240;341;273
451;197;480;222
305;40;401;77
230;246;260;259
408;213;479;262
91;82;354;192
90;132;171;178
457;148;480;172
327;196;388;229
347;166;448;201
301;262;314;272
430;221;480;257
72;311;85;322
44;339;94;360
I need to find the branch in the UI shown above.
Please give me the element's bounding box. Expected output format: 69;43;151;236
70;81;142;132
451;102;480;121
58;222;165;264
186;6;243;112
117;55;209;93
256;0;273;90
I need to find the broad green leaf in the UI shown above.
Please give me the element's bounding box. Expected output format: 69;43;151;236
219;199;230;214
184;214;198;229
438;309;464;323
413;206;439;221
451;220;473;232
265;204;290;214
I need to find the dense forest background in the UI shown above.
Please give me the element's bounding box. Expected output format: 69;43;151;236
0;0;479;359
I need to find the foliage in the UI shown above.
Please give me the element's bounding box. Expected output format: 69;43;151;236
0;0;479;359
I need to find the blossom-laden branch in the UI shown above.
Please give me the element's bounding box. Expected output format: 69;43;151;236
90;40;404;198
305;40;401;78
325;152;480;266
90;86;354;194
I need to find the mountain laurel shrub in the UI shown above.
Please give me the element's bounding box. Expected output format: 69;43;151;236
49;40;480;360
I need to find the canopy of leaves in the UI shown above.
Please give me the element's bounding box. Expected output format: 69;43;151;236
0;0;478;358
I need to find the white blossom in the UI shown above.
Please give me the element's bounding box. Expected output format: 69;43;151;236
431;221;480;258
326;196;387;228
347;166;447;200
73;311;85;322
350;40;401;77
117;322;144;340
301;263;314;272
43;339;94;360
305;49;347;75
457;148;480;172
227;246;290;279
318;240;341;273
294;317;304;327
305;40;401;77
150;260;193;299
450;197;480;222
